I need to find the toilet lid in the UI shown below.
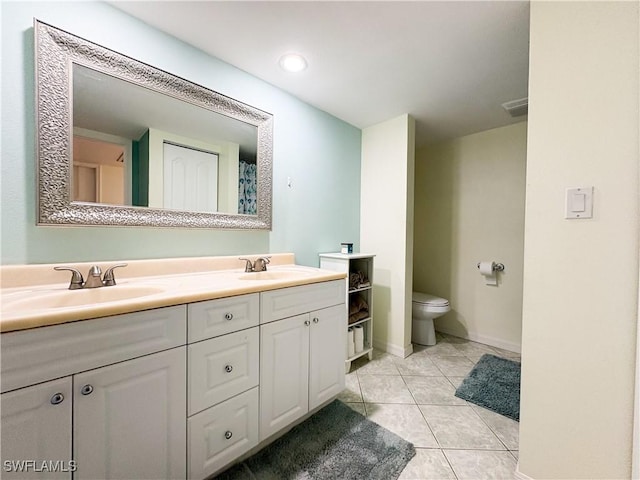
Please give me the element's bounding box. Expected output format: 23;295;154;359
412;292;449;306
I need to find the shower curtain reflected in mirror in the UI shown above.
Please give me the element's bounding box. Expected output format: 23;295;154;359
238;160;257;215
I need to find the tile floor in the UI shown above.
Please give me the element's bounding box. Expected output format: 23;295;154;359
338;333;521;480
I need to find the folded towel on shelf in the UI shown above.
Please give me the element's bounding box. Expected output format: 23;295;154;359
349;296;368;315
349;296;369;324
349;271;371;290
349;310;369;324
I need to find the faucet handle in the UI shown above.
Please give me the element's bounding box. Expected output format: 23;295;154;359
102;263;128;286
254;256;271;272
54;266;84;290
238;258;254;272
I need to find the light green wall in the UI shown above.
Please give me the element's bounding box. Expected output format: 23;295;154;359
1;1;361;267
414;122;527;352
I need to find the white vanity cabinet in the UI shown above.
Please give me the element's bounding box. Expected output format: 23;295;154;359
74;347;186;480
259;281;346;441
0;306;187;480
1;378;73;479
2;350;187;480
186;294;260;480
1;278;346;480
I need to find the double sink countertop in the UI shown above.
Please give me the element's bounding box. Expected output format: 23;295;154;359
0;253;346;333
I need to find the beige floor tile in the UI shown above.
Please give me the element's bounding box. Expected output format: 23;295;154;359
354;352;400;375
444;449;518;480
451;341;496;358
471;404;520;450
365;403;438;448
418;405;504;450
344;402;366;416
398;448;456;480
430;355;476;377
414;342;462;357
404;376;467;405
358;375;414;403
337;373;363;403
446;376;466;390
393;354;443;376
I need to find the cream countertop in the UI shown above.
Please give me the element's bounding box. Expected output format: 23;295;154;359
1;254;346;333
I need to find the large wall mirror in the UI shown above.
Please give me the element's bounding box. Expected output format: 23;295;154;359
35;20;273;229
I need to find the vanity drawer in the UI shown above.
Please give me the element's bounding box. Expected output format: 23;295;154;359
188;387;259;480
260;280;345;324
1;306;186;393
188;294;259;342
188;327;259;416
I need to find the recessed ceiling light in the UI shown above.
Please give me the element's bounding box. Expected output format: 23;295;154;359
279;53;308;73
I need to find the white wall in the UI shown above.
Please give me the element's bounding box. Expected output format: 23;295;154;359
519;2;639;479
360;114;415;357
414;122;527;352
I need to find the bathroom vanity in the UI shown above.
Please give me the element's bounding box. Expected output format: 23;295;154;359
0;254;346;479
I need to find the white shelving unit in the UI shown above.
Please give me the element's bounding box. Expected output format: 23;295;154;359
319;253;375;372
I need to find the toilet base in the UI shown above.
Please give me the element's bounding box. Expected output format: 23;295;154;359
412;318;437;346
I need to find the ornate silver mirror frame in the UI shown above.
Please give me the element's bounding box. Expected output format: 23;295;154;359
35;19;273;229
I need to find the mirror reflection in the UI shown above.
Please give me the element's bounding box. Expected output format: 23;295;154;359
72;64;258;215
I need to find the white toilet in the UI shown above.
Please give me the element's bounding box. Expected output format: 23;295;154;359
412;292;451;346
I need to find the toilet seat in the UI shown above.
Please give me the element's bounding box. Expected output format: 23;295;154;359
412;292;449;307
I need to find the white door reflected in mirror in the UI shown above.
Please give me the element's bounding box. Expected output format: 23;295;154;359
163;143;218;213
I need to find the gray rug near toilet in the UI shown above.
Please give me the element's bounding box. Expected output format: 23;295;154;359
215;400;416;480
455;353;521;421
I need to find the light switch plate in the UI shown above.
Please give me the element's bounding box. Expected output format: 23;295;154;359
565;186;593;219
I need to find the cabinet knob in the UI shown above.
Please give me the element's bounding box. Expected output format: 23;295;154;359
50;393;65;405
224;364;233;373
313;317;319;323
224;430;233;440
304;320;310;326
80;384;94;396
224;312;233;321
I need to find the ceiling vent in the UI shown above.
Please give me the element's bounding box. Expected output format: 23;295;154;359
501;97;528;117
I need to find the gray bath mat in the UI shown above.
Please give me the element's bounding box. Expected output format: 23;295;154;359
215;400;416;480
455;353;521;421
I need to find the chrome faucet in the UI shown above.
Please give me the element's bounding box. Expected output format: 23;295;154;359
54;264;128;290
253;256;271;272
238;256;271;273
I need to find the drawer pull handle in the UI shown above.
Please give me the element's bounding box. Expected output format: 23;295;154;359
50;393;65;405
224;365;233;373
224;430;233;440
224;313;233;321
313;317;319;323
304;320;310;326
80;384;94;396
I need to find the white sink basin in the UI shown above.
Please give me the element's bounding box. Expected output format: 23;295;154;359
3;285;167;311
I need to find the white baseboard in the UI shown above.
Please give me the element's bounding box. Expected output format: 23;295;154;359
514;462;533;480
435;326;521;354
372;338;414;358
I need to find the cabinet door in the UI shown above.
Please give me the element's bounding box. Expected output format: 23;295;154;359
259;314;310;440
74;348;187;480
1;378;72;480
309;304;347;410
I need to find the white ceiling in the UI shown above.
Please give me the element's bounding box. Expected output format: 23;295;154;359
111;1;530;147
